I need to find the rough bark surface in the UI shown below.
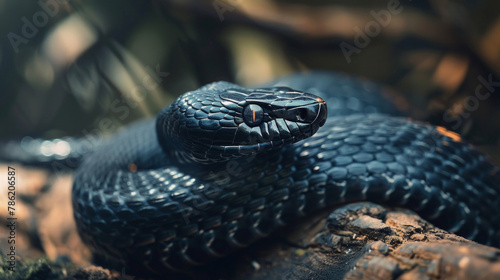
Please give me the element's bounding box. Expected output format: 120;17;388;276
236;203;500;280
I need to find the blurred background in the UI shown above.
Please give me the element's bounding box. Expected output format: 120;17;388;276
1;0;500;153
1;0;500;277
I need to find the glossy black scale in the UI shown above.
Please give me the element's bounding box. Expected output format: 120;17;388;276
67;71;500;275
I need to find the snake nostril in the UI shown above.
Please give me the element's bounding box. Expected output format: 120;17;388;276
297;109;308;122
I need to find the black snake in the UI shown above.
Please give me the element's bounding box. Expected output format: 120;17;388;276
5;71;500;275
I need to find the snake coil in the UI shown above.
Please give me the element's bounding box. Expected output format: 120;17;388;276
70;72;500;275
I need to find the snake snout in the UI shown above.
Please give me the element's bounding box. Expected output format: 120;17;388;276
302;97;328;136
280;96;327;141
285;96;327;122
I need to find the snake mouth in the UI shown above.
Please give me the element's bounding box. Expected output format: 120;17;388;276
319;119;326;127
207;138;299;158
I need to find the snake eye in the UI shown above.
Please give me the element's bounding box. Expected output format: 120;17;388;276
243;104;263;126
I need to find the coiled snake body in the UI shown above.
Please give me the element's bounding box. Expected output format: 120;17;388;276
71;72;500;274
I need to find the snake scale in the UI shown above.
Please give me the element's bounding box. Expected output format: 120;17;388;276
7;71;500;275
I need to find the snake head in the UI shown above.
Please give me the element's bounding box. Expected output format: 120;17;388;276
157;82;327;164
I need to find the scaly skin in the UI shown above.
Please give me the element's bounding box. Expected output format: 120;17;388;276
72;73;500;275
